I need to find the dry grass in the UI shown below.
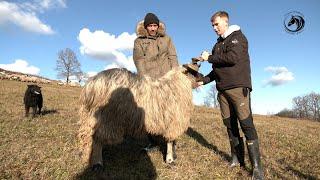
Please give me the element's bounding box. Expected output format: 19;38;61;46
0;79;319;179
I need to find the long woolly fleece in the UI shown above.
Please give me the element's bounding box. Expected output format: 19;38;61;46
78;67;194;163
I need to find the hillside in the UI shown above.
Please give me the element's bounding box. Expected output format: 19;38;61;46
0;79;319;179
0;68;80;86
0;68;52;80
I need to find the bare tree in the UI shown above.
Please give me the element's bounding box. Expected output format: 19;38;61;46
56;48;81;84
75;70;84;83
204;84;219;108
293;96;309;119
307;92;320;121
293;96;303;118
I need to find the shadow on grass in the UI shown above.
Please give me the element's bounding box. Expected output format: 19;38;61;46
185;127;253;174
186;127;230;161
41;109;58;115
23;109;58;119
146;135;169;162
75;137;157;180
75;86;158;179
285;165;317;180
277;158;318;180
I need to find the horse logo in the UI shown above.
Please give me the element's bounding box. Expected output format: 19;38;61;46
284;11;305;34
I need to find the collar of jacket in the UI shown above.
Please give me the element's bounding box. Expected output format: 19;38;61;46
136;20;166;38
221;25;241;39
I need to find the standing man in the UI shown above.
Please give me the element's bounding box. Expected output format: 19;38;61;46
197;11;264;179
133;13;179;153
133;12;178;78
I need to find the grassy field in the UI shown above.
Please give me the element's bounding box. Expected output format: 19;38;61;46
0;79;319;179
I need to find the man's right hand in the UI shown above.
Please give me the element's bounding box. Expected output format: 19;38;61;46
195;81;204;88
200;51;210;61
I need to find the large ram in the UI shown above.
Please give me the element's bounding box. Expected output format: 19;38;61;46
78;65;201;170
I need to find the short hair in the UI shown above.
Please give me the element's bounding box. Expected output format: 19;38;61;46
210;11;229;22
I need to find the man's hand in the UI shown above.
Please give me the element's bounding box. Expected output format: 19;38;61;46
195;81;204;88
200;51;210;61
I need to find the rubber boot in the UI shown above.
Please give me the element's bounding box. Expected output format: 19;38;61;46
247;139;264;180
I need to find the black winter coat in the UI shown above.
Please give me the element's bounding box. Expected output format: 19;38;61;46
204;30;252;91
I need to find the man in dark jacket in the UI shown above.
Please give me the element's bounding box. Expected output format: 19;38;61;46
197;11;264;180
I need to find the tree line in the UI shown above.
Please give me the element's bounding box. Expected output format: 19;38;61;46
203;84;320;122
276;92;320;121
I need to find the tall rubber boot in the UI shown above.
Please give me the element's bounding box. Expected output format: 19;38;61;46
230;137;245;167
247;139;264;180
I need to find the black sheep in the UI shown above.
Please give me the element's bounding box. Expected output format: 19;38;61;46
24;85;43;117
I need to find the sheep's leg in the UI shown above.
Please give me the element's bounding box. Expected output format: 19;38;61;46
32;106;37;118
38;105;42;115
89;140;103;171
25;106;29;117
166;141;176;164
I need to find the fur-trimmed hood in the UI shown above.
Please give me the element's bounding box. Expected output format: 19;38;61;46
221;25;241;39
136;20;166;38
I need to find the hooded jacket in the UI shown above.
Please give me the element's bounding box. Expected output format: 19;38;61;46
133;21;178;78
203;25;252;91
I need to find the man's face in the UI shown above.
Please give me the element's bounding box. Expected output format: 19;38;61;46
146;23;159;36
212;16;228;36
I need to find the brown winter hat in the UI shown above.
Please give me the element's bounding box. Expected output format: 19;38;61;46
144;13;160;28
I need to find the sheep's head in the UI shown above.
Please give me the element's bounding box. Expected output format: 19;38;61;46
182;63;204;89
27;84;42;95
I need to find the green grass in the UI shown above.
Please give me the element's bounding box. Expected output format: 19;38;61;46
1;79;319;179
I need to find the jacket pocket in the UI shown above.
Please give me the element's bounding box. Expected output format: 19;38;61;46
242;87;248;97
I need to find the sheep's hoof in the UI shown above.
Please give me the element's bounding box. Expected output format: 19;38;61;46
166;159;174;164
166;160;176;166
166;156;175;164
92;163;103;172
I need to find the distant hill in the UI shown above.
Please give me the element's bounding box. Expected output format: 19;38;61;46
0;68;80;86
0;68;52;81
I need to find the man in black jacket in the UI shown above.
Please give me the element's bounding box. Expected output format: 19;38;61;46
197;11;264;180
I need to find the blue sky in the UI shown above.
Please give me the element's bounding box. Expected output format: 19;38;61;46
1;0;319;115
